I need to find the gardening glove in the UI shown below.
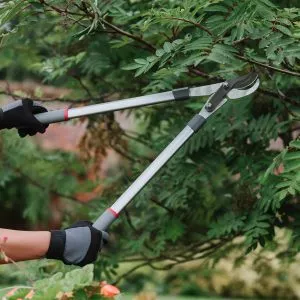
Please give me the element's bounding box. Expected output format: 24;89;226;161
0;99;48;137
46;220;107;267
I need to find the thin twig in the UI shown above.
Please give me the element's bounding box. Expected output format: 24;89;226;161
110;144;138;163
258;88;300;107
0;90;92;104
124;209;138;233
165;17;213;36
113;262;149;284
114;238;227;283
44;0;156;53
123;132;154;151
39;0;84;16
73;75;94;99
150;197;174;214
101;19;156;52
236;55;300;77
0;286;33;292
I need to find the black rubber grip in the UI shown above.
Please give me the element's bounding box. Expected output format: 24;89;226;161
172;87;190;100
187;114;206;132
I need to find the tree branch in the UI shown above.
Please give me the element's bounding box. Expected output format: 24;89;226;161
72;75;94;99
110;144;138;163
236;55;300;77
123;132;153;149
150;197;174;214
124;209;138;233
44;0;156;53
114;238;228;284
101;19;156;52
113;262;149;284
258;88;300;107
0;90;92;104
165;17;213;36
39;0;85;17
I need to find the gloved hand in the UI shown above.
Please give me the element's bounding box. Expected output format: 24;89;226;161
46;221;106;267
0;99;48;137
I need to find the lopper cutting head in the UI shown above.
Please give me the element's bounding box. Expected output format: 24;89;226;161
228;72;259;90
204;72;259;112
227;73;260;99
196;72;260;119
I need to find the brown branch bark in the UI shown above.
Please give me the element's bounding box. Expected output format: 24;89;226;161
0;90;92;104
39;0;85;16
150;197;174;214
72;75;94;99
258;88;300;107
101;19;156;52
124;209;138;233
236;55;300;77
165;17;213;36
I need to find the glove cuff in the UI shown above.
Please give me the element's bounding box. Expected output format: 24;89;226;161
46;230;66;260
0;108;4;129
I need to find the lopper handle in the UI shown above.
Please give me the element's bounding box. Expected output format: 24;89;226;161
34;89;178;125
93;208;119;231
35;109;67;124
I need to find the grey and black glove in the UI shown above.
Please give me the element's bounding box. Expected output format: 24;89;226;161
0;99;48;137
46;221;106;267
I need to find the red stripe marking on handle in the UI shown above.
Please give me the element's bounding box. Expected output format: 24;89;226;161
64;108;69;121
108;208;119;218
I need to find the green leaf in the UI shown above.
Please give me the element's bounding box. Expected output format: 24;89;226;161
277;18;293;26
64;264;94;290
208;212;246;238
275;24;292;36
284;160;300;172
205;5;228;13
290;139;300;149
259;0;277;8
285;152;300;160
122;63;142;70
259;38;271;49
156;49;165;57
0;1;28;26
164;218;185;242
276;189;288;201
134;58;148;65
163;42;173;53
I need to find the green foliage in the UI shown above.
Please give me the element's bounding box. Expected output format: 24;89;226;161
0;265;109;300
0;1;28;27
33;264;94;299
35;52;86;82
0;0;299;291
208;212;246;238
0;130;94;223
243;212;274;251
123;36;191;76
258;138;300;212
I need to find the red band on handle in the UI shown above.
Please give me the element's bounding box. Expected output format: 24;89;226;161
108;208;119;218
64;108;69;121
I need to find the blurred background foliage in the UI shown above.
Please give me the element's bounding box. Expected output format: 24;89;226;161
0;0;299;298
